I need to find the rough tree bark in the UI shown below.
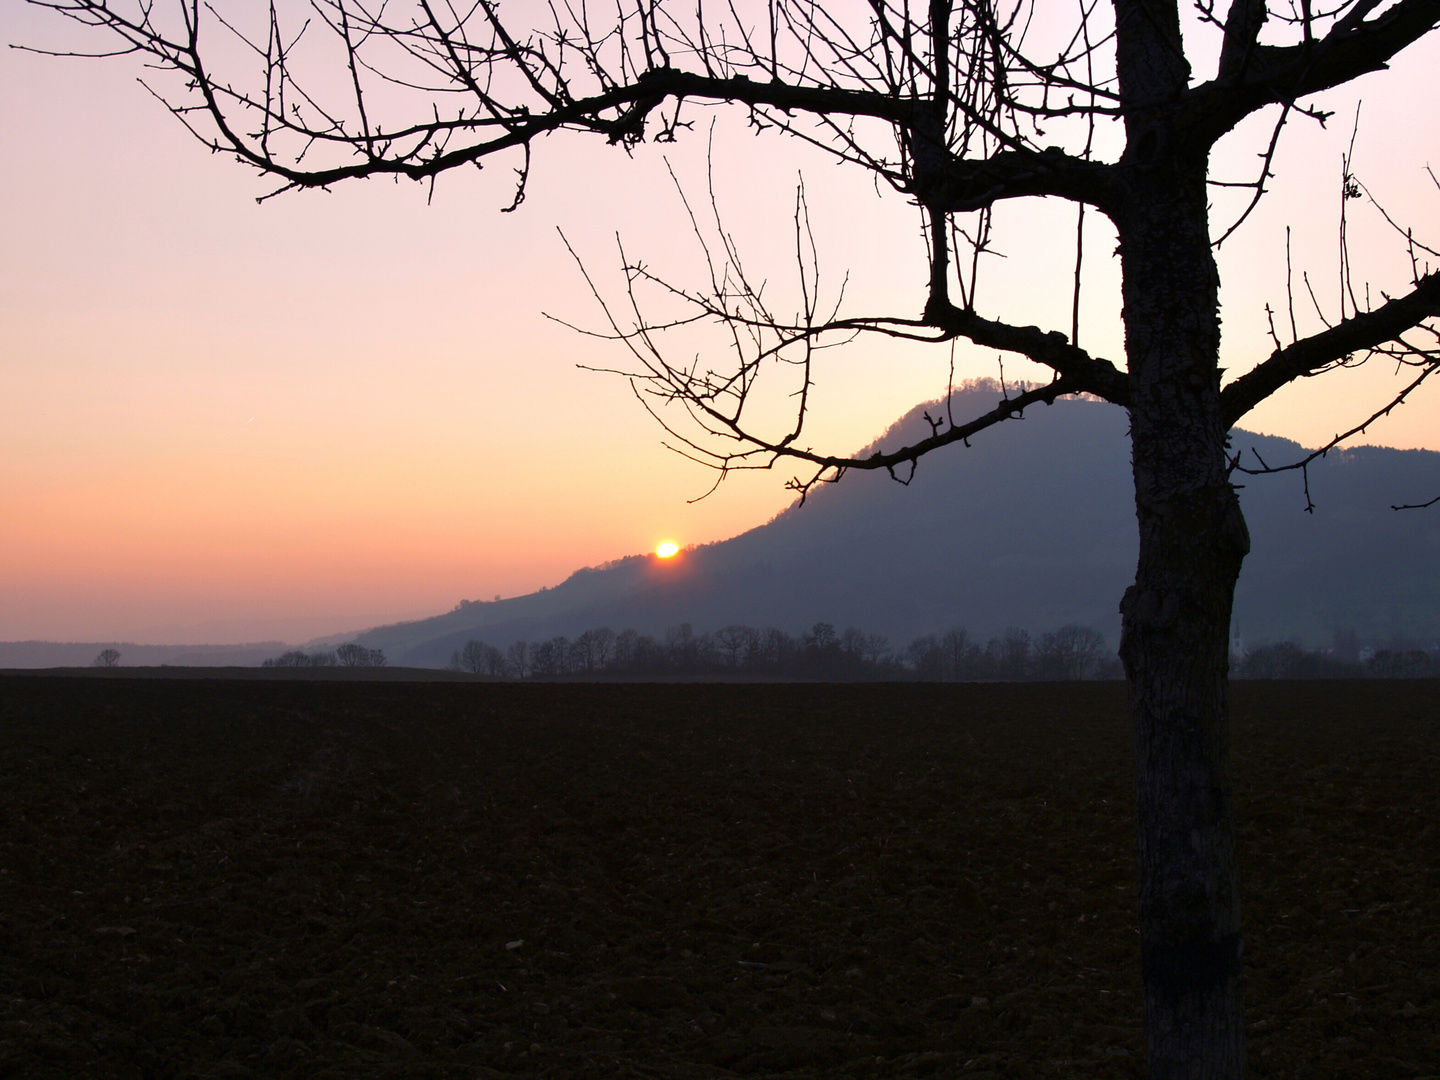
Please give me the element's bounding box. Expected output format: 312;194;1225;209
1118;170;1250;1076
1111;0;1251;1062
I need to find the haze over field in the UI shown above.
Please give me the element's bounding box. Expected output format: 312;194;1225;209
3;5;1440;644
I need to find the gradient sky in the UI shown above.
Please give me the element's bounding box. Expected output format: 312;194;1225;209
3;4;1438;644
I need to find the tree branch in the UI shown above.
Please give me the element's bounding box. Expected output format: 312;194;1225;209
922;298;1132;404
749;376;1090;502
1232;358;1439;511
1216;0;1269;82
1190;0;1440;140
1221;269;1440;425
918;144;1124;215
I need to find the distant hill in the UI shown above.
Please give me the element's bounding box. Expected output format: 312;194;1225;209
349;382;1440;666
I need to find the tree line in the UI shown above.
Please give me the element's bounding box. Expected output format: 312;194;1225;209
1235;641;1440;680
446;622;1120;682
262;644;387;668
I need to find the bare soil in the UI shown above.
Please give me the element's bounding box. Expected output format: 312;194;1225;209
1;677;1435;1079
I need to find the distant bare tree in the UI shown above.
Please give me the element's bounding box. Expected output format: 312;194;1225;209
91;648;121;668
804;622;838;650
504;640;530;680
994;628;1032;681
264;649;338;668
590;627;616;671
610;630;637;670
739;626;766;668
29;0;1440;1072
941;627;977;679
1034;624;1107;679
530;637;568;677
665;623;698;666
483;642;508;677
715;624;750;668
458;640;482;674
335;643;386;668
861;633;892;667
1056;624;1107;680
906;633;944;680
571;630;597;673
458;639;502;675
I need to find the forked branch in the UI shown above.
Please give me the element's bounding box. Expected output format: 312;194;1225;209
1222;270;1440;425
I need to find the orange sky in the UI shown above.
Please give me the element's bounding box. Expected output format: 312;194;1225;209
3;5;1438;644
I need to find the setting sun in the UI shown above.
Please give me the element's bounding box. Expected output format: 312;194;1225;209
655;542;680;559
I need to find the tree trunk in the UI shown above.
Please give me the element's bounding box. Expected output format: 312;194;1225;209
1117;163;1250;1080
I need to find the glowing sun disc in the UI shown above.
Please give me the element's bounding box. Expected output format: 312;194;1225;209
656;542;680;558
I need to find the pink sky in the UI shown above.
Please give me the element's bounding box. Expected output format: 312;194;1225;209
3;5;1438;644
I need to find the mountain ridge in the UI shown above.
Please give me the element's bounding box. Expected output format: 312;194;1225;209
349;383;1440;666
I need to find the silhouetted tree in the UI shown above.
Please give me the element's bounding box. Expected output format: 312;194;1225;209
861;632;893;669
91;648;121;668
1036;624;1108;680
35;1;1440;1073
804;622;838;650
504;640;530;680
611;630;638;672
262;649;337;668
993;627;1033;681
335;643;386;667
665;623;705;667
906;634;945;680
715;624;750;668
941;627;980;680
573;627;615;672
530;636;568;676
455;639;502;675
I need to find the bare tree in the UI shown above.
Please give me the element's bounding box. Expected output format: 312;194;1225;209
531;635;569;676
803;621;838;649
91;647;121;668
335;642;386;667
589;626;617;670
504;639;530;679
941;626;976;679
571;629;597;672
459;638;484;674
715;624;750;667
483;641;508;677
994;626;1032;680
265;648;337;667
458;638;502;675
861;632;892;667
25;0;1440;1074
611;630;638;671
1035;623;1108;679
906;632;944;678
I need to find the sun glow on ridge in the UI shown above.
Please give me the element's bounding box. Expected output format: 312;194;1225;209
655;541;680;558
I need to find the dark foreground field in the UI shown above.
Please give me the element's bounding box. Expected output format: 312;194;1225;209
1;677;1435;1080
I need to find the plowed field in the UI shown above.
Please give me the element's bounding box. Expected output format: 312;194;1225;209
1;676;1435;1079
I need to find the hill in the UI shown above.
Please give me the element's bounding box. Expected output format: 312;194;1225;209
349;383;1440;666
